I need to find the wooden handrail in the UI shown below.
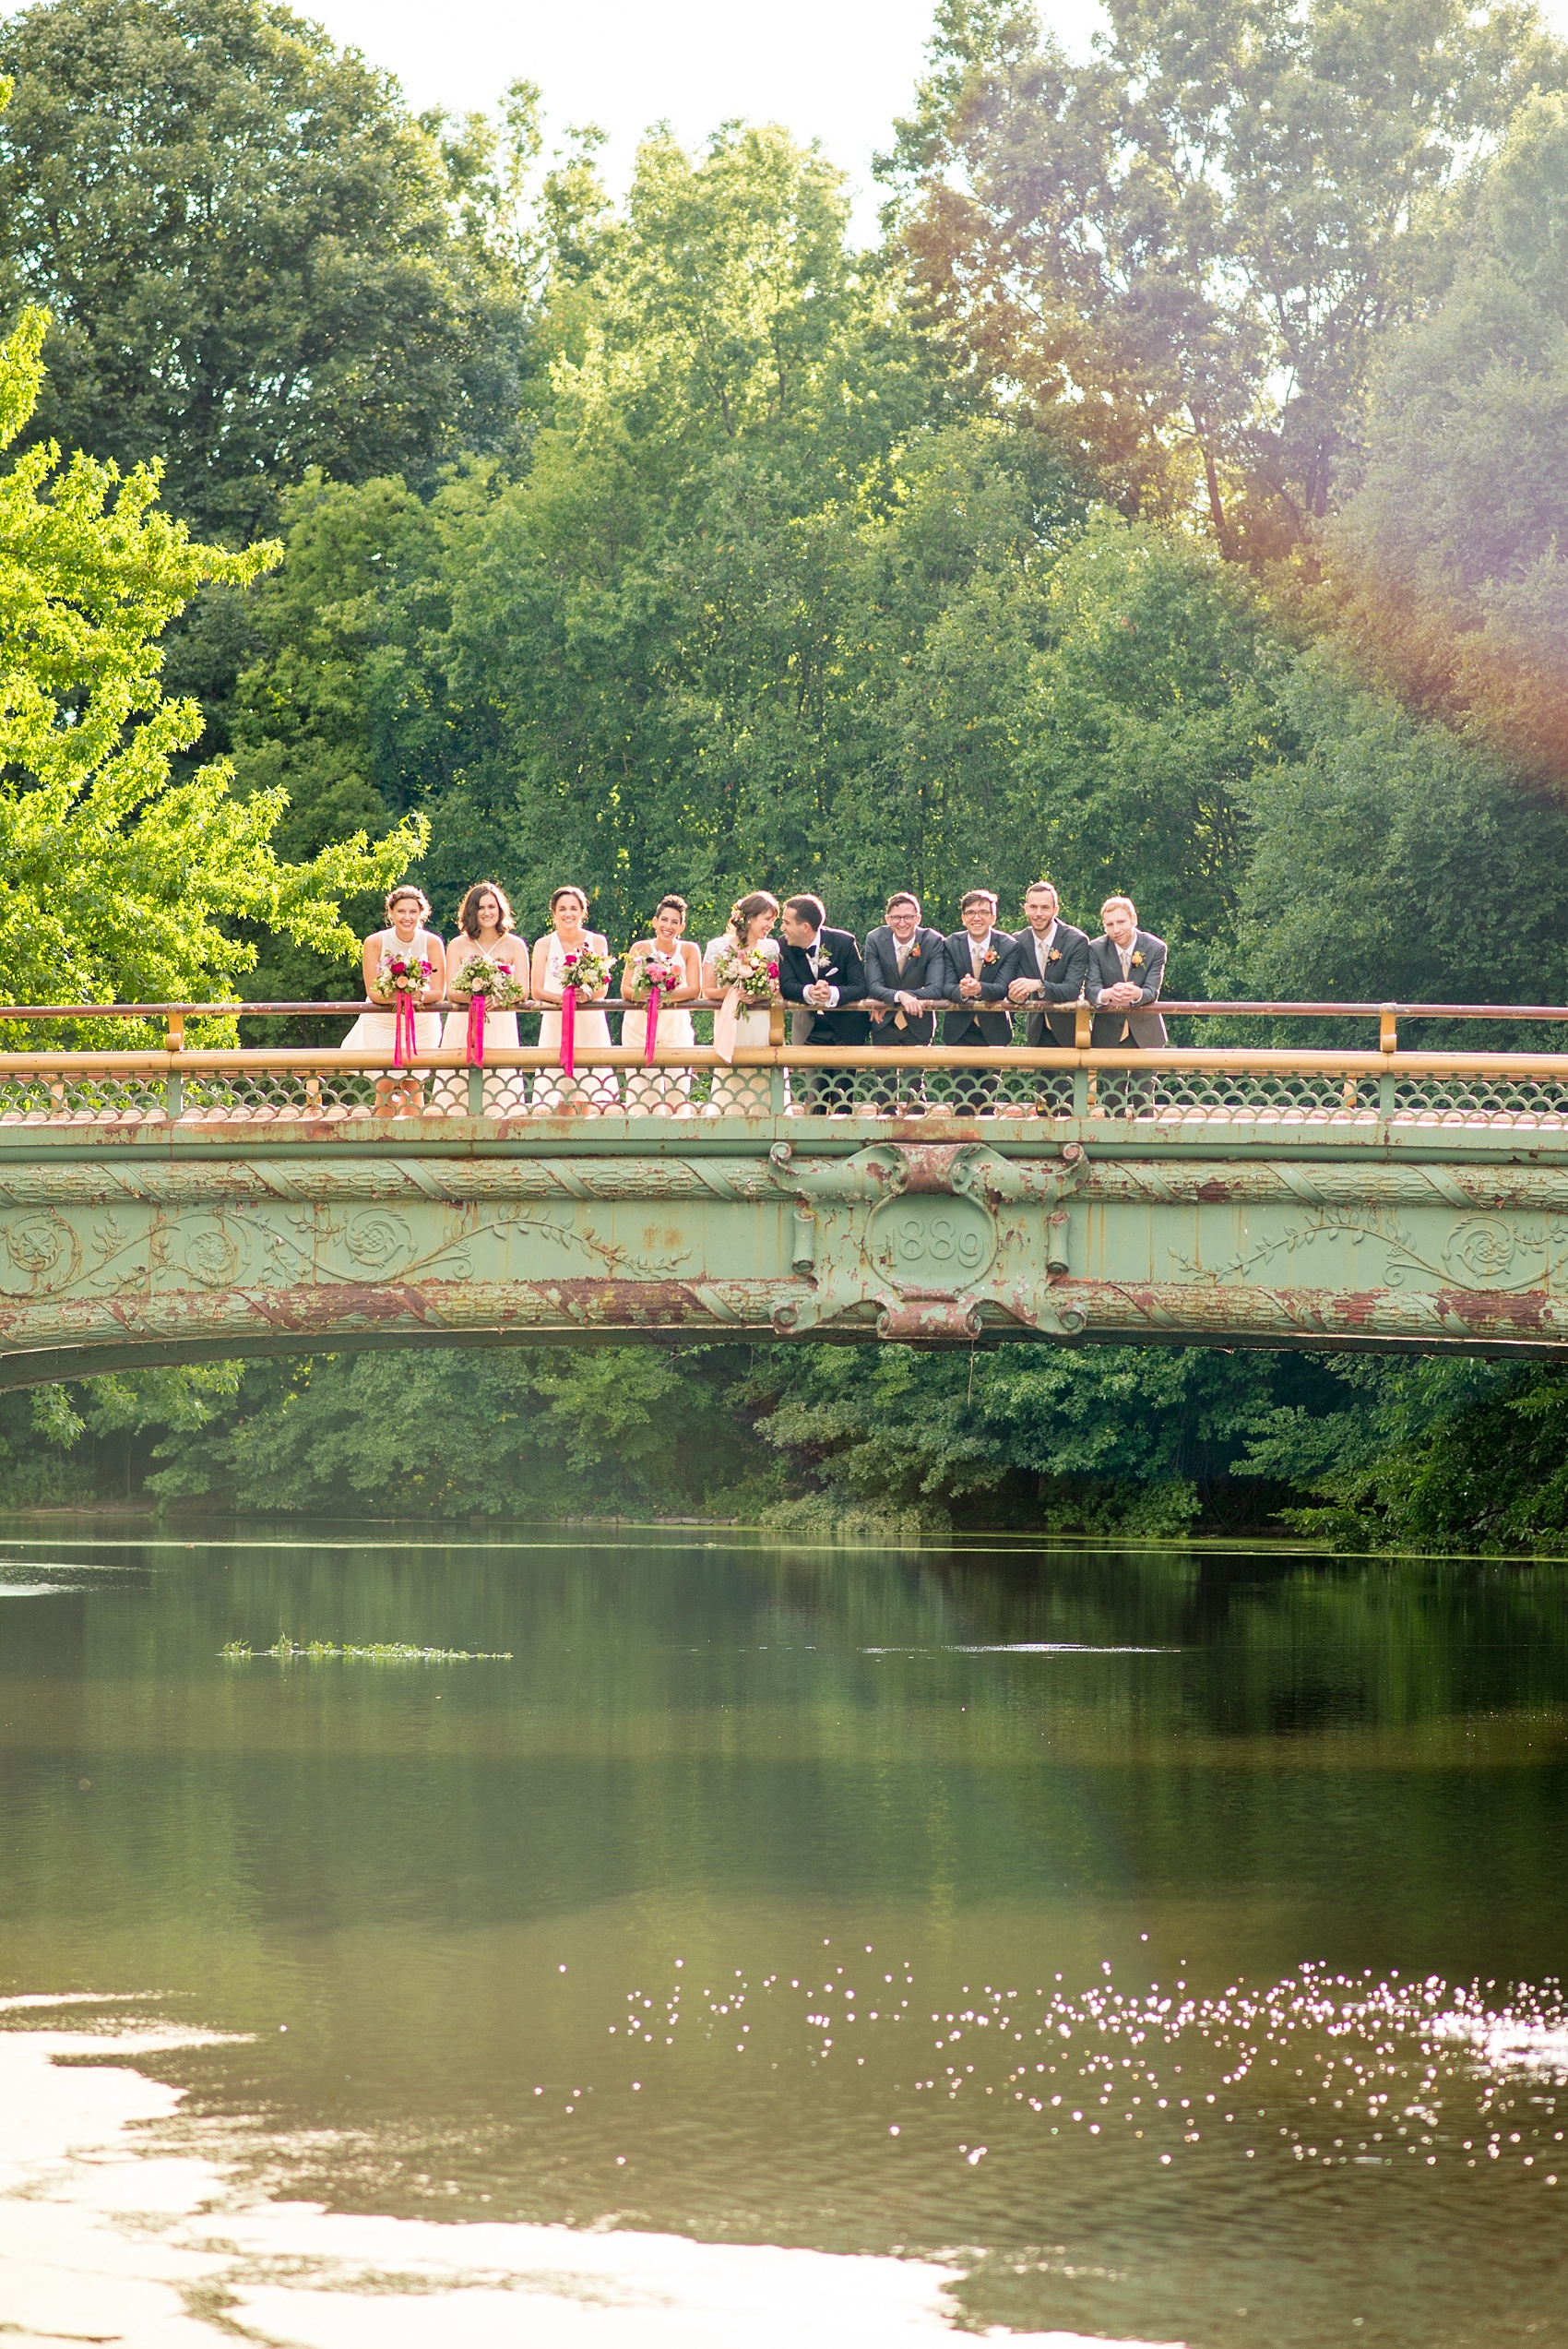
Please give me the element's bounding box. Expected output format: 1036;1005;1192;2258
1;998;1566;1020
6;1044;1568;1074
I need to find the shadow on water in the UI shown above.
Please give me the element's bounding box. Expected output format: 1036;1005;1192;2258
0;1520;1564;2346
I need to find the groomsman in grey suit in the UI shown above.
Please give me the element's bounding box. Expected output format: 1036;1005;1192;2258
1005;880;1091;1046
864;890;944;1111
925;888;1017;1114
1087;896;1168;1045
1087;895;1168;1113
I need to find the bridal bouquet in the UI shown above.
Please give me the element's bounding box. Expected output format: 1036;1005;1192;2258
450;951;528;1008
710;941;778;1006
559;944;613;995
623;948;685;1004
374;951;433;1000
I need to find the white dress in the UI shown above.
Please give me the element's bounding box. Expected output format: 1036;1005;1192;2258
535;931;619;1109
704;934;781;1115
621;948;696;1110
341;930;444;1058
437;942;526;1112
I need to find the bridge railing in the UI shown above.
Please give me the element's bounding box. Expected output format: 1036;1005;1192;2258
3;999;1568;1127
6;995;1568;1051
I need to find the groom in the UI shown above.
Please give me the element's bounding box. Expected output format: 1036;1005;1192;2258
778;892;870;1114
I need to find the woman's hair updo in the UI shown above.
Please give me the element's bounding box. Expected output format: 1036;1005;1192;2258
728;889;779;950
386;886;431;920
549;885;588;915
457;881;516;939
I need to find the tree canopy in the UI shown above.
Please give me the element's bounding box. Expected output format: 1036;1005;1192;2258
1329;93;1568;781
0;305;422;1033
881;0;1568;564
0;0;529;543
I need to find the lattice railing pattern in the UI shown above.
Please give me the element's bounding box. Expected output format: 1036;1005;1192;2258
4;1049;1568;1127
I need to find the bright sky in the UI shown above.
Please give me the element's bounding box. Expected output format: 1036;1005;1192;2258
291;0;1111;241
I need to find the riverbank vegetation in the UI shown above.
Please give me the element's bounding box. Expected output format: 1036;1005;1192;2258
6;0;1568;1546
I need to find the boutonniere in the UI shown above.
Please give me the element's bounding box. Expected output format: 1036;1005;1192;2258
1131;952;1145;968
1048;948;1061;962
981;948;998;967
909;944;921;960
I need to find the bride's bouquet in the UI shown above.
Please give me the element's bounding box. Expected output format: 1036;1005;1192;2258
710;940;778;1006
622;947;685;1005
374;950;433;1001
559;944;613;995
450;950;528;1008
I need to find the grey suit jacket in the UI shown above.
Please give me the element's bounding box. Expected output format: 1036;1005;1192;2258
863;924;946;1006
924;928;1016;1045
1010;920;1091;1043
1086;930;1169;1046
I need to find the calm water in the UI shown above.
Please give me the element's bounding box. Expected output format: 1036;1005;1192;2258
1;1525;1565;2344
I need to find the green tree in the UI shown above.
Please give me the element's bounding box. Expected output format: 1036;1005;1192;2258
0;0;530;544
1216;650;1568;1026
0;306;422;1033
742;1340;1340;1534
1013;516;1285;949
126;1346;773;1518
881;0;1567;562
1237;1353;1568;1552
1329;93;1568;781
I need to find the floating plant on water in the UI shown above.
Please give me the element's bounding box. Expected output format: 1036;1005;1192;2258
220;1639;512;1662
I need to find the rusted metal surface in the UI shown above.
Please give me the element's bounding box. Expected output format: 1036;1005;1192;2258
1;1055;1568;1377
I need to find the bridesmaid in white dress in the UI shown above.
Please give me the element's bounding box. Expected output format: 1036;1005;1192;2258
341;886;446;1115
622;893;701;1112
701;890;783;1116
440;881;529;1113
530;886;618;1111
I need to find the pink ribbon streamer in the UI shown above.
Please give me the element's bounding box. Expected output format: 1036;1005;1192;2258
644;983;663;1067
467;992;486;1067
393;990;417;1069
560;984;576;1079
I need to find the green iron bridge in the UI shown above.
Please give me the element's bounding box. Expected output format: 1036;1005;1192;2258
3;998;1568;1387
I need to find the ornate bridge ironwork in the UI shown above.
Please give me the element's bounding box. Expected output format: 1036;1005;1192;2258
4;1024;1568;1386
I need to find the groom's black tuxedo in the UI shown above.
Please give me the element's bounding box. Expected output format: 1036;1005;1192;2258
1011;919;1091;1047
777;925;870;1046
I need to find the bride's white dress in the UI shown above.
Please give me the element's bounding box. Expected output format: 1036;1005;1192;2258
704;934;781;1115
535;931;619;1109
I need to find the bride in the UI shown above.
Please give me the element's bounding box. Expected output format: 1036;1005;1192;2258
530;885;618;1112
341;886;446;1115
622;893;701;1112
441;881;529;1112
701;890;782;1117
